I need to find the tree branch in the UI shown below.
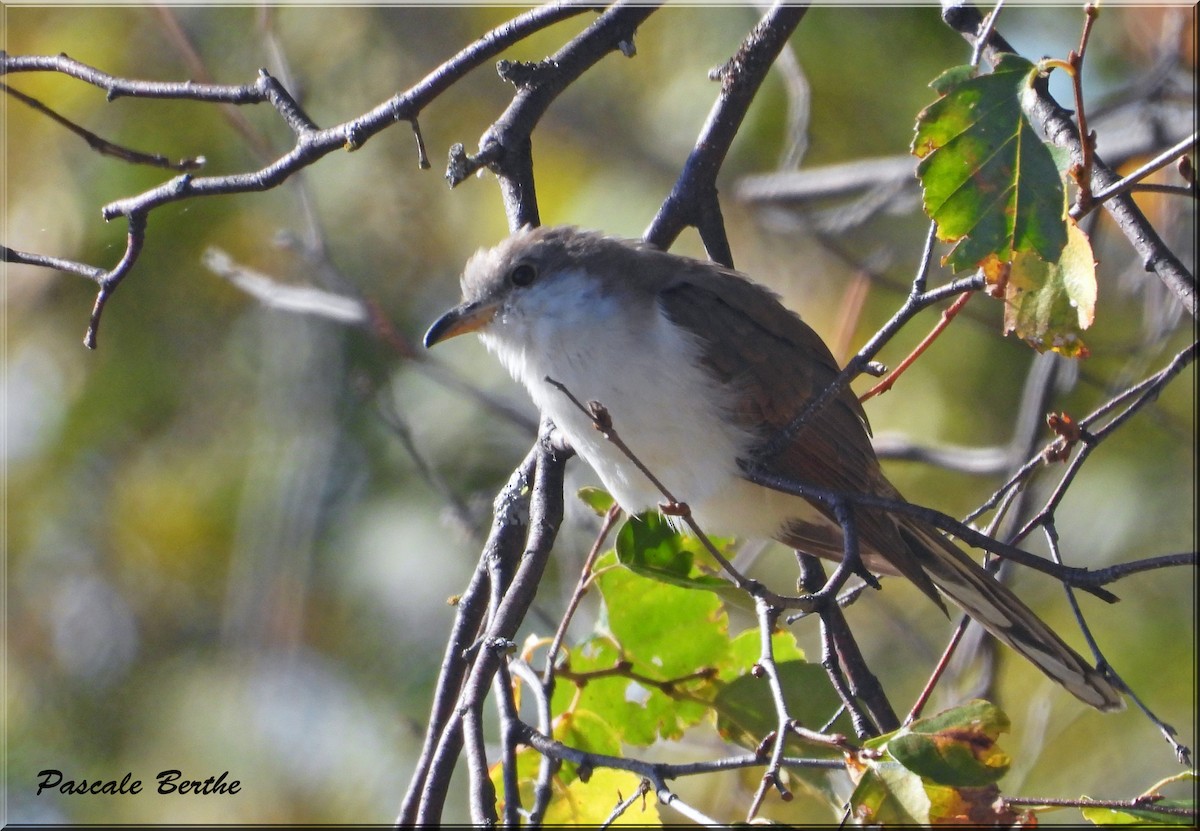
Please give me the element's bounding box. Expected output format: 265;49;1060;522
450;0;659;230
397;445;538;825
1;1;599;346
643;2;809;263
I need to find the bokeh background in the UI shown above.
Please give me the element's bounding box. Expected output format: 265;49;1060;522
4;3;1195;824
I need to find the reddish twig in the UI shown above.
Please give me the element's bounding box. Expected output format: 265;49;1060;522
1066;3;1100;213
859;291;974;402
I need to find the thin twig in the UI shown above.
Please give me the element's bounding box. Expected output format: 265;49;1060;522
462;696;499;826
1065;3;1100;212
2;2;601;345
493;661;525;826
1084;131;1199;210
509;659;559;825
906;617;971;725
413;424;570;824
543;503;623;688
1004;795;1196;819
1011;341;1198;547
859;291;974;402
1046;521;1192;766
799;554;898;736
457;1;659;230
745;599;793;821
600;778;652;828
397;446;538;824
742;464;1120;600
1;81;204;170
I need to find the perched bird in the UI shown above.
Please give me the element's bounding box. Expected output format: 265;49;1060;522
424;225;1122;712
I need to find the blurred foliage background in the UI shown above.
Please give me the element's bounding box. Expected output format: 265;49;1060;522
4;3;1195;824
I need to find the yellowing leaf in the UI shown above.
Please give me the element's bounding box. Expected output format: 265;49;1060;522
1002;220;1097;357
925;783;1026;825
541;769;660;825
885;700;1012;788
848;758;932;825
913;54;1067;272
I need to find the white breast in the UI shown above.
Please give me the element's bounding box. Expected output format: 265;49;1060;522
479;268;811;543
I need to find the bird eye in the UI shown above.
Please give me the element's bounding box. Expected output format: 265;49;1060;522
509;262;537;287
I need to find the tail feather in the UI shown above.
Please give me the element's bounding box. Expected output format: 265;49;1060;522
899;523;1124;712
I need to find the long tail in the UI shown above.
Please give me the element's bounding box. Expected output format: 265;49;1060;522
898;522;1124;712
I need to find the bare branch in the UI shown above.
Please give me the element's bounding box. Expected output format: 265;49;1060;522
644;2;809;263
397;446;539;825
1087;131;1199;208
452;1;659;230
1;1;600;345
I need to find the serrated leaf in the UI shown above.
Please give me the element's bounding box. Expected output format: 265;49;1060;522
913;53;1067;272
558;707;624;760
929;63;978;94
598;549;730;679
548;706;625;785
885;700;1011;787
721;628;806;680
999;219;1097;357
551;551;727;746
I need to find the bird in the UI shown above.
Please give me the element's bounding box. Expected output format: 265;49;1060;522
423;224;1122;712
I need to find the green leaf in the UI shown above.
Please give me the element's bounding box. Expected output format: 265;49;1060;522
1079;773;1196;825
1080;803;1196;826
913;53;1067;272
997;219;1097;357
558;707;623;761
713;659;845;754
614;512;736;593
577;486;616;516
929;64;978;94
549;551;728;746
598;547;730;680
847;757;932;825
885;700;1011;787
721;628;806;680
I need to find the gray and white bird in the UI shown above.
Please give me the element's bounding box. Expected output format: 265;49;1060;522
424;225;1122;712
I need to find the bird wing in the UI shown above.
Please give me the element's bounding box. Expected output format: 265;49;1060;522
656;262;943;605
656;259;1122;712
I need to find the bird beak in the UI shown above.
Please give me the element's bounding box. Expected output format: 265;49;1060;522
423;299;499;348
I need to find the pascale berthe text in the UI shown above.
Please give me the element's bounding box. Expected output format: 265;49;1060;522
36;769;241;796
